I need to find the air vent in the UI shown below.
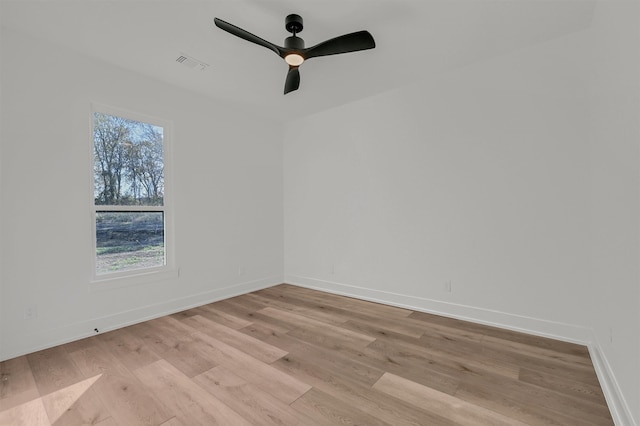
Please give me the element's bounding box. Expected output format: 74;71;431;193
176;53;209;71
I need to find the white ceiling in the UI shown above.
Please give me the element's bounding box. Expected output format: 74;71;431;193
1;0;595;120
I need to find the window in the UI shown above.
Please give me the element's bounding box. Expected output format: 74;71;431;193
91;106;173;282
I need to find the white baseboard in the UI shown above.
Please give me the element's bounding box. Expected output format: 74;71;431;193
0;275;282;361
285;274;592;343
589;339;637;426
285;274;635;426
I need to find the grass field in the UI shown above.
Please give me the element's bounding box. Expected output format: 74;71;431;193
95;211;165;274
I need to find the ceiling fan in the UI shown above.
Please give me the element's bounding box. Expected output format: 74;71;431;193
214;14;376;94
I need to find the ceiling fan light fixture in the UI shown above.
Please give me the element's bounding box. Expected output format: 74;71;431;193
285;53;304;66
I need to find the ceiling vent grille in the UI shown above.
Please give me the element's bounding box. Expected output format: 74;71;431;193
176;54;209;71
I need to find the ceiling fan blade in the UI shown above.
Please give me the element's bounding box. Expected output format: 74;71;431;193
214;18;284;57
284;67;300;94
304;31;375;59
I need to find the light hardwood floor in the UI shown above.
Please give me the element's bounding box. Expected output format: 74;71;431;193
0;284;614;425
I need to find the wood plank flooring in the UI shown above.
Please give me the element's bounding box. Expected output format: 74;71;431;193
0;284;614;425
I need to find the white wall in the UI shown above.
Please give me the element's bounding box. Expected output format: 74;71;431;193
284;4;639;424
588;2;640;424
0;29;284;360
0;22;4;361
285;30;593;333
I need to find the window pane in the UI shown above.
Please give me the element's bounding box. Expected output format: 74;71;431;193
93;112;164;206
95;211;165;275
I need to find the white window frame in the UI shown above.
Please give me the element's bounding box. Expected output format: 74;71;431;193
89;103;176;289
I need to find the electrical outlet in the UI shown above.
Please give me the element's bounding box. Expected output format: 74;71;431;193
24;305;38;320
609;327;613;344
444;281;452;293
238;266;245;276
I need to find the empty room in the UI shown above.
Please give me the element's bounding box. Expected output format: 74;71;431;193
1;0;638;425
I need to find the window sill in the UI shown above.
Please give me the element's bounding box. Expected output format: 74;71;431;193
89;267;179;293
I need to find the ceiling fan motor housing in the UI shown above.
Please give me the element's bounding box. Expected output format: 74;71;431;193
285;36;305;50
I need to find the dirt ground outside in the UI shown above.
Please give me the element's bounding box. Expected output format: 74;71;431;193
96;245;164;275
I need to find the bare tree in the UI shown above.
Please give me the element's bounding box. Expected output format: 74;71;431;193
94;113;132;204
93;113;164;206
